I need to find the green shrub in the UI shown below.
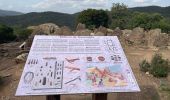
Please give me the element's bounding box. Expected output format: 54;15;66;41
14;27;32;40
150;54;169;77
77;9;109;29
0;24;16;43
139;53;169;77
139;59;151;72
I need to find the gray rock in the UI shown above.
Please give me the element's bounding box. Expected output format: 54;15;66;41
60;26;73;36
113;27;123;37
153;34;169;47
74;29;92;36
132;27;144;34
94;26;107;36
15;53;28;64
106;28;114;36
76;23;86;31
94;32;105;36
28;23;61;36
123;27;146;46
146;29;161;48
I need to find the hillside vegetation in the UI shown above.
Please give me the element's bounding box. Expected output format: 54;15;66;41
0;12;77;30
130;6;170;18
0;5;170;30
0;9;23;16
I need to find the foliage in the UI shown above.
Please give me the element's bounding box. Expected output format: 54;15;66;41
77;9;109;29
14;27;32;40
160;83;170;92
109;3;170;33
139;59;151;72
0;4;170;32
130;12;164;30
0;12;76;30
157;19;170;33
139;53;169;77
150;53;169;77
130;6;170;18
0;24;16;43
110;3;131;29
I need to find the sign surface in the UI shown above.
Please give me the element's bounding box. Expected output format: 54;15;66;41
16;36;140;96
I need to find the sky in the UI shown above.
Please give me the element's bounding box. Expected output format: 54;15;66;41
0;0;170;14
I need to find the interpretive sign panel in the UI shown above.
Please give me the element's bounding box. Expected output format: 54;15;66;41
16;36;140;96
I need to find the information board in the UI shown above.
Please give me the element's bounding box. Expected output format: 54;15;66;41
16;36;140;96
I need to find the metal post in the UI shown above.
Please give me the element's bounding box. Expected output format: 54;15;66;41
92;93;107;100
46;95;61;100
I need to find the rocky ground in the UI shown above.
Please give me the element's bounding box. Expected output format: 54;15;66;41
0;42;169;100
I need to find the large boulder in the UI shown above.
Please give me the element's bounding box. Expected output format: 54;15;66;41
94;26;107;36
30;23;61;35
153;33;169;48
76;23;86;31
146;29;161;48
74;29;92;36
94;32;105;36
15;53;28;64
122;29;132;35
113;27;123;37
132;27;144;34
60;26;73;36
38;23;60;35
106;28;114;36
123;27;146;46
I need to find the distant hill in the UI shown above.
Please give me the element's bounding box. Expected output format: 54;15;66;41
130;6;170;17
0;12;77;30
0;9;23;16
0;6;170;30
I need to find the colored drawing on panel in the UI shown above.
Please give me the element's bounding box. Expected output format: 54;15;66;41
86;65;128;87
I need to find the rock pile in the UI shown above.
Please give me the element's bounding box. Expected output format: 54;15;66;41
122;28;170;48
23;23;170;50
74;23;92;36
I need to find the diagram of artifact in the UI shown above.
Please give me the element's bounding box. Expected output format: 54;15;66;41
65;57;80;64
32;60;64;90
86;65;128;87
24;72;34;84
105;39;119;52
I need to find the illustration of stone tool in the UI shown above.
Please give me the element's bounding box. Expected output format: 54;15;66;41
24;72;34;84
65;66;80;72
65;76;81;84
107;40;114;50
65;58;80;63
28;59;38;65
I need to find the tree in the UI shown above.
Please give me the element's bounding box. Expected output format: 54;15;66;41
130;12;164;30
77;9;109;29
0;24;16;43
14;27;32;40
110;3;131;29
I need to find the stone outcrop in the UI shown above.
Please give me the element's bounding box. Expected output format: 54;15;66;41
76;23;86;31
123;27;146;46
74;29;92;36
59;26;73;36
94;32;105;36
146;29;161;48
153;33;169;48
94;26;107;36
37;23;60;35
106;29;114;36
113;27;123;37
23;23;170;50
